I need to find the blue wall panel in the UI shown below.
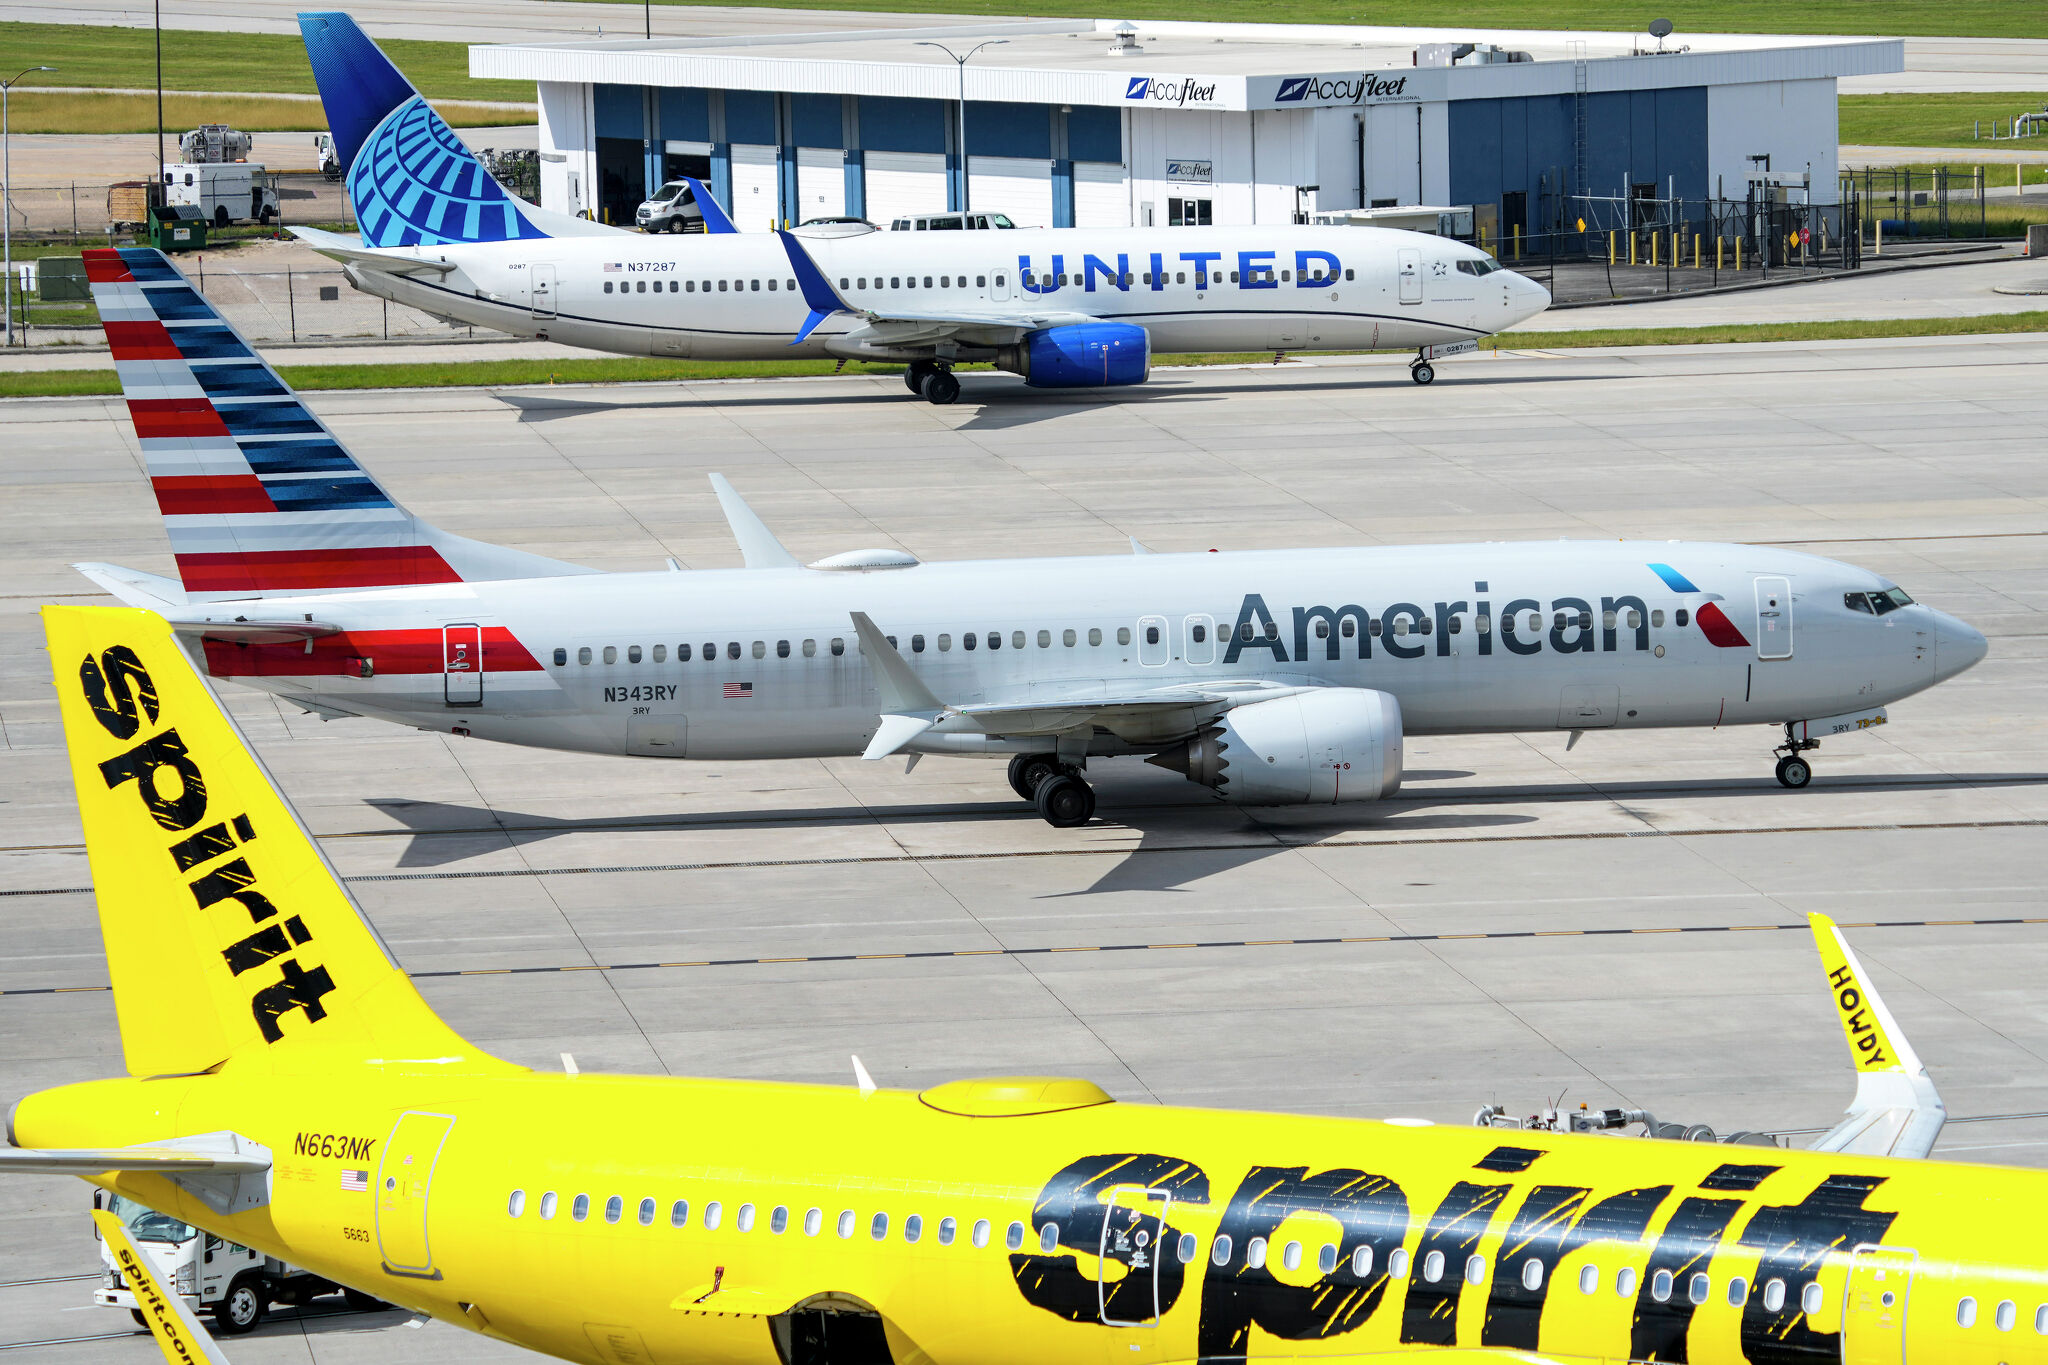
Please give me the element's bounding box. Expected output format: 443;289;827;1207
1656;86;1708;200
660;88;710;143
1067;105;1121;164
857;96;946;153
1448;87;1708;233
725;89;777;146
593;84;644;140
790;92;843;148
1446;100;1502;210
1583;91;1632;198
964;102;1051;159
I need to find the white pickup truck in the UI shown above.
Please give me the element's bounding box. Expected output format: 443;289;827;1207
92;1192;385;1333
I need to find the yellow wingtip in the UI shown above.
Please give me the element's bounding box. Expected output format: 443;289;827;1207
1811;912;1905;1075
92;1208;231;1365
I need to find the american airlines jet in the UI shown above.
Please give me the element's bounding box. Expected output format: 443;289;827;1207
291;12;1550;403
82;244;1983;826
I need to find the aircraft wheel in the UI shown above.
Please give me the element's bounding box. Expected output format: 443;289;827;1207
1774;755;1812;789
211;1275;266;1334
131;1310;149;1328
904;360;934;394
1035;773;1096;827
1007;752;1061;801
1411;362;1435;386
921;369;961;405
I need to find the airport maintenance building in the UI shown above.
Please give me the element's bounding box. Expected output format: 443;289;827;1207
472;18;1901;239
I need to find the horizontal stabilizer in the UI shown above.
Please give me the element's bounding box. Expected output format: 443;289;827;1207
0;1146;270;1177
286;225;459;275
709;475;799;569
73;562;187;612
1805;913;1945;1159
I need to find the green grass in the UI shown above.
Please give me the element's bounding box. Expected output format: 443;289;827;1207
0;21;531;103
1842;93;2048;149
0;90;530;136
597;0;2048;40
6;315;2048;400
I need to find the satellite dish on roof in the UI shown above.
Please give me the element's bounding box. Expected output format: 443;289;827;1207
1648;17;1674;37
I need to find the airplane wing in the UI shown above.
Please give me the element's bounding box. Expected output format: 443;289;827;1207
776;229;1090;344
1804;913;1946;1160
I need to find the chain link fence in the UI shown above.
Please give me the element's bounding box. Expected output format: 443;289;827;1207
4;172;353;240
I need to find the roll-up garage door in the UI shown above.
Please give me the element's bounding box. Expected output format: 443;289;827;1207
728;145;778;229
1074;163;1129;228
864;150;948;223
967;156;1053;227
795;148;845;221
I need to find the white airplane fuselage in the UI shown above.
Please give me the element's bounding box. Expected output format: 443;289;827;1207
195;541;1976;771
339;224;1550;363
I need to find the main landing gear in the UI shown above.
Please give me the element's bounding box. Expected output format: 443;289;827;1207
1007;752;1096;827
904;360;960;406
1773;723;1818;789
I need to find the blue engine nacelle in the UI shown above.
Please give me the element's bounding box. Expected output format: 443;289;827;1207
996;323;1151;388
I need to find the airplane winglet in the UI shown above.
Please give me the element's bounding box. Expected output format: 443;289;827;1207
849;613;942;714
1805;913;1946;1159
863;712;936;761
681;176;737;234
708;475;800;570
776;230;852;345
94;1209;235;1365
852;1054;877;1097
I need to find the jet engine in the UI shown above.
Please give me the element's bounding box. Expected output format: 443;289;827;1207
1147;689;1403;805
995;323;1150;388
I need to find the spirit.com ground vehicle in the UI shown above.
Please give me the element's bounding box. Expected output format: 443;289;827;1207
91;1193;385;1333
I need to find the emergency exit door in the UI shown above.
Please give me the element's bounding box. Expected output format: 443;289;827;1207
1842;1244;1915;1365
443;624;483;705
376;1112;455;1279
1397;248;1422;303
531;263;557;319
1755;576;1793;659
1098;1188;1171;1327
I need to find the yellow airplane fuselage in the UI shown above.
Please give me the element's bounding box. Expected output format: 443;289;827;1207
17;1064;2048;1365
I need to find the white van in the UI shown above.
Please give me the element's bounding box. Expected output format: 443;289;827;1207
888;212;1019;230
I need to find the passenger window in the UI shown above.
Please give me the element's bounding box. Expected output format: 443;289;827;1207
1522;1259;1543;1290
1651;609;1665;628
1282;1241;1301;1271
552;648;567;666
638;1197;655;1226
1689;1273;1709;1305
752;641;766;660
831;638;845;656
1181;1234;1199;1264
1388;1248;1409;1279
1998;1300;2016;1332
653;644;666;662
1145;625;1160;645
1118;627;1132;645
963;632;977;651
637;280;647;294
1959;1297;1978;1328
1729;1277;1747;1306
1011;630;1025;649
1212;1234;1233;1266
1627;609;1642;629
671;1199;688;1228
727;642;741;660
751;280;760;291
1247;1237;1269;1270
604;1195;623;1224
1552;612;1566;631
1475;615;1490;635
1317;1243;1337;1274
912;634;926;653
1602;610;1616;631
603;646;617;664
872;1212;890;1240
605;281;615;294
1467;1255;1486;1285
804;1208;822;1236
777;640;790;659
905;1214;922;1243
539;1191;558;1220
1651;1269;1673;1303
977;275;986;287
1038;629;1051;648
1063;628;1076;646
768;279;777;290
1089;627;1103;646
938;1216;956;1245
973;1218;990;1248
771;1206;789;1234
628;645;642;664
704;1201;723;1230
1579;1264;1598;1294
1006;1222;1025;1251
1197;623;1211;642
1352;1246;1373;1276
679;643;692;661
738;1204;756;1232
1422;1250;1444;1283
2035;1303;2047;1334
838;1210;856;1238
1761;1279;1784;1311
508;1189;526;1217
1039;1223;1059;1253
1676;609;1690;627
1617;1266;1637;1296
572;1194;591;1222
687;281;696;292
1802;1283;1824;1315
988;631;1001;650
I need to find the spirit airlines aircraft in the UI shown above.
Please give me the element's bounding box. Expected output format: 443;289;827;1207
83;246;1983;826
290;12;1551;403
10;601;2046;1365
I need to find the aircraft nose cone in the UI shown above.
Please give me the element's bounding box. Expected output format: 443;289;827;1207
1932;611;1988;683
1507;272;1551;322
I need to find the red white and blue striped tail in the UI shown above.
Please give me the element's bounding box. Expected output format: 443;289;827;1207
86;247;588;601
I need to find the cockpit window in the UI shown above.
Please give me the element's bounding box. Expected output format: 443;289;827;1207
1844;592;1874;614
1872;587;1913;615
1456;257;1503;276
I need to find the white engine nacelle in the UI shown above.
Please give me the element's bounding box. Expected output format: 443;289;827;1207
1147;689;1403;805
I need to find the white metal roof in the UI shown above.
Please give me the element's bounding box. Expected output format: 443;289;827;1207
472;18;1902;110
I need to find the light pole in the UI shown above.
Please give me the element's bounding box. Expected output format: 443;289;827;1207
4;65;57;349
915;39;1006;215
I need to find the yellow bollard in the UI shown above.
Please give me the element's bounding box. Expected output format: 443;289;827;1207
1609;231;1617;265
1717;237;1724;270
1630;233;1638;266
1693;233;1701;268
1736;237;1743;271
1650;232;1657;267
1513;225;1521;261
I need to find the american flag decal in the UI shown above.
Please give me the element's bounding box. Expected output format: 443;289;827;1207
724;682;753;699
603;262;622;272
340;1169;369;1191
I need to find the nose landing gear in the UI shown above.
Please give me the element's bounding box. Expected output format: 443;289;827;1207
1409;359;1435;386
1773;724;1819;788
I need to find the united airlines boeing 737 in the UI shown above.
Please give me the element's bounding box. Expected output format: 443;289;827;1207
8;600;2040;1365
80;245;1982;826
291;12;1550;403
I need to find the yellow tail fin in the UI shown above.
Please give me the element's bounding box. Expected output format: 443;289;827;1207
45;605;500;1077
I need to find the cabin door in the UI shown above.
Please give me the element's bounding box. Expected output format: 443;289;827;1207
1397;248;1422;304
531;263;557;319
989;263;1014;301
1184;614;1216;666
1098;1187;1172;1328
1137;615;1170;667
1755;575;1793;659
1842;1244;1915;1365
442;623;483;706
375;1111;455;1279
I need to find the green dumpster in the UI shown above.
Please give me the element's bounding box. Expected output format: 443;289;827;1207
149;204;208;252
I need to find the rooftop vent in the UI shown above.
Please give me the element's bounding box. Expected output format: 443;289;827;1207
1106;21;1141;56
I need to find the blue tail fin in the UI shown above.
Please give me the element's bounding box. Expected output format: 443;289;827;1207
683;177;738;234
299;11;548;248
